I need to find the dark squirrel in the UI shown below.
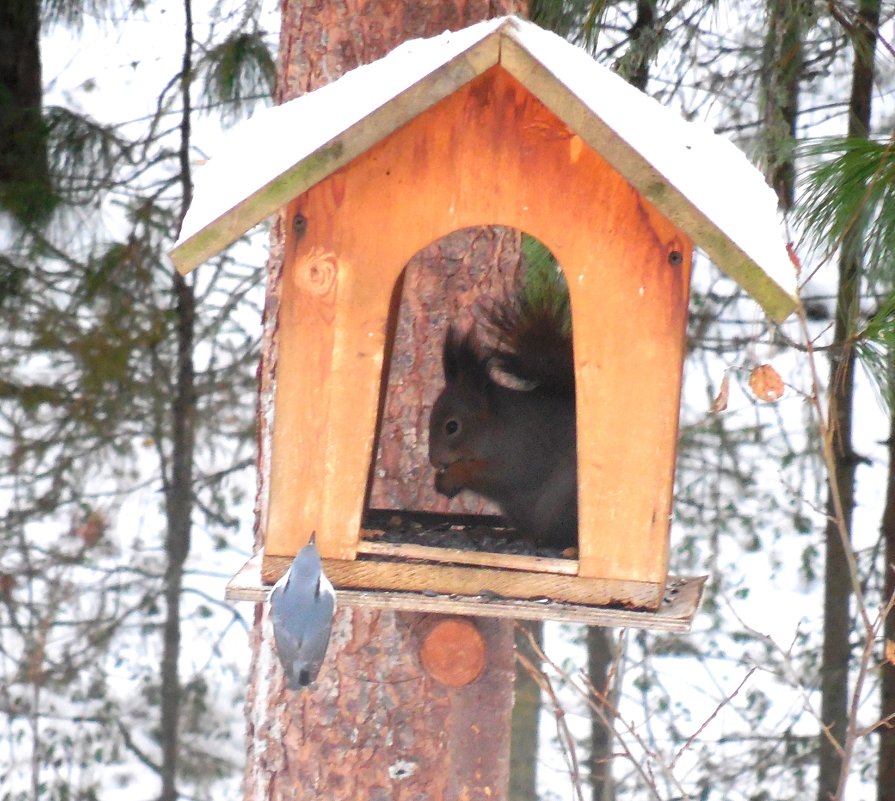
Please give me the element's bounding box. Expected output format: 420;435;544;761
428;291;577;549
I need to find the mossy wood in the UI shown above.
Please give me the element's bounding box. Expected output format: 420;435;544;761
264;66;691;612
284;554;661;608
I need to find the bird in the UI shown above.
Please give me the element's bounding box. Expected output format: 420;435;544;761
269;532;336;690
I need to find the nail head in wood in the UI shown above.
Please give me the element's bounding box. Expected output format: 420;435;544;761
292;212;307;238
419;617;486;687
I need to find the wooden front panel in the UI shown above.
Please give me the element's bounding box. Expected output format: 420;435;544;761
266;65;691;596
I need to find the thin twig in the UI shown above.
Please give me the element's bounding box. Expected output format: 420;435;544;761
518;626;688;801
516;649;586;801
795;298;873;634
835;585;895;799
720;590;846;759
669;667;757;770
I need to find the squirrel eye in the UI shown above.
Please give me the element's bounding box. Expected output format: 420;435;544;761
444;419;460;437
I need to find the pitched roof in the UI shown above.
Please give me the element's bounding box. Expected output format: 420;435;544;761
171;16;797;321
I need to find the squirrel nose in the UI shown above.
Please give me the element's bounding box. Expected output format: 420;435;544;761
434;464;463;498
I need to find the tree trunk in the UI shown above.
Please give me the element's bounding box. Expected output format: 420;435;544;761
817;1;878;798
247;2;525;799
880;393;895;801
159;6;196;798
159;271;195;801
760;0;804;210
0;0;54;223
625;0;657;92
587;626;615;801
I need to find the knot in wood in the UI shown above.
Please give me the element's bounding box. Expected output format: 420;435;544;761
292;212;308;238
295;248;339;299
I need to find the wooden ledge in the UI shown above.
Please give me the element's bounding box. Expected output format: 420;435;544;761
227;550;706;630
357;536;578;575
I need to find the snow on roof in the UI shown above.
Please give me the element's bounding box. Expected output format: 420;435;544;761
171;15;797;321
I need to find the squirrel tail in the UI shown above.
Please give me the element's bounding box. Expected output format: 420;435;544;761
482;285;574;395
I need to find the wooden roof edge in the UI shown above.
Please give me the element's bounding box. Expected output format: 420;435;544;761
171;15;798;323
682;222;799;324
169;29;503;275
497;25;798;322
170;139;349;275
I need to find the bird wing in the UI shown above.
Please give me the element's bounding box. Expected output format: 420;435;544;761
294;580;335;684
270;583;305;675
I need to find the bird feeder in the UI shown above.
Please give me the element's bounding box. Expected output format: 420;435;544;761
170;16;796;630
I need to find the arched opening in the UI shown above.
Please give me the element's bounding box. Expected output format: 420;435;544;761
362;224;578;559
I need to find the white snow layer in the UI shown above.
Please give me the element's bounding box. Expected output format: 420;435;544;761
507;19;795;295
175;16;795;298
175;17;506;246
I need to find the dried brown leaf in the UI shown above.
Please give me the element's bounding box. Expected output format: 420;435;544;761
70;510;108;546
886;639;895;666
749;364;785;402
710;372;730;413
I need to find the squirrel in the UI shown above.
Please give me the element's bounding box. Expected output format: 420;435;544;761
427;289;578;549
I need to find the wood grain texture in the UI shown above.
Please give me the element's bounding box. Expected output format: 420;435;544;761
266;66;691;603
171;37;502;275
260;553;662;609
357;537;578;575
325;559;663;608
419;618;487;686
171;21;796;324
499;35;795;322
229;550;705;630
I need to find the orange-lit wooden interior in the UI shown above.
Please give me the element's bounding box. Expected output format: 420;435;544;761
262;65;693;612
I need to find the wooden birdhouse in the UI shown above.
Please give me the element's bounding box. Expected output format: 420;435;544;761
171;16;796;630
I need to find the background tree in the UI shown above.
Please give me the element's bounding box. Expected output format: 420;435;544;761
791;1;882;797
0;0;54;223
1;0;274;797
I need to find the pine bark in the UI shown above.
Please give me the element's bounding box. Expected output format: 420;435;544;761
247;2;525;799
760;0;804;210
817;1;879;798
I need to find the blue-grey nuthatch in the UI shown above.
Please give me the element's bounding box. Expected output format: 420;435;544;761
270;533;335;689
